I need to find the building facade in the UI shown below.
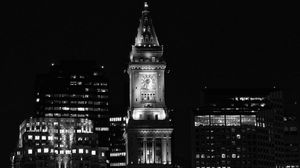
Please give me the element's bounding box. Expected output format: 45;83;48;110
283;114;300;168
125;2;173;168
11;117;107;168
109;116;127;168
192;89;285;168
34;60;110;154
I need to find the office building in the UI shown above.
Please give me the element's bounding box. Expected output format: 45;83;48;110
11;117;107;168
192;89;285;168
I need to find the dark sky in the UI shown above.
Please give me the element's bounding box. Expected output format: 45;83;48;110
2;0;300;166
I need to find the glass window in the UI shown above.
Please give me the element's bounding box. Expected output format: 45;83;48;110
241;115;256;126
195;115;210;126
226;115;240;126
28;149;33;154
210;115;225;126
28;135;33;140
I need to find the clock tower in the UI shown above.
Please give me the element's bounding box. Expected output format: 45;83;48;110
125;2;173;167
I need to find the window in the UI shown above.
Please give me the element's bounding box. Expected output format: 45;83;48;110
37;148;41;153
226;115;240;126
91;150;96;155
72;149;76;153
210;115;225;126
195;115;210;126
44;148;49;153
79;149;83;154
28;135;33;140
35;136;40;140
42;136;46;140
28;149;33;154
241;115;256;126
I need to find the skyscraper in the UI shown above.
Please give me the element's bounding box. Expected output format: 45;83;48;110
124;2;173;167
34;60;110;152
192;89;285;168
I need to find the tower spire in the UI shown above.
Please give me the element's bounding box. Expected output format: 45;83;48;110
134;2;160;46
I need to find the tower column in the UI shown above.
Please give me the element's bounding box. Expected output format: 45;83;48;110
167;138;171;164
162;138;167;164
152;138;155;163
143;138;146;164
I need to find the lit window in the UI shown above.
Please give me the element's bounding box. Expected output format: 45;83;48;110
28;135;33;140
85;149;89;154
78;107;85;111
55;150;58;154
44;148;49;153
42;136;46;140
72;149;76;153
91;150;96;155
101;152;105;157
62;107;69;111
79;149;83;154
17;151;20;155
236;134;241;139
66;150;71;154
48;136;53;141
36;98;40;102
28;149;32;154
35;136;40;140
60;150;64;154
232;154;236;158
221;154;226;158
95;127;109;131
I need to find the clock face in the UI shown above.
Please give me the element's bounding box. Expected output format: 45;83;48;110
140;74;156;91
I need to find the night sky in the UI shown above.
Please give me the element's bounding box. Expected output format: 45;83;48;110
2;0;300;167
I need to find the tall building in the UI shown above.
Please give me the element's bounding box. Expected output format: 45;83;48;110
192;89;285;168
34;60;110;153
124;2;173;167
283;114;300;168
11;117;107;168
109;116;127;168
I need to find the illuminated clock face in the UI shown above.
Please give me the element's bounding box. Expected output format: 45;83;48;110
140;74;156;91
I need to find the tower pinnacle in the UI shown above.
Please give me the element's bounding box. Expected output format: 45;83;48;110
144;2;148;9
134;2;159;46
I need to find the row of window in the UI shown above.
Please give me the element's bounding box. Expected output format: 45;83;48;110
43;100;108;105
196;154;240;159
110;162;126;167
25;127;92;134
24;148;103;156
44;107;109;112
110;152;126;157
109;117;126;122
44;93;108;98
27;134;92;141
195;115;257;127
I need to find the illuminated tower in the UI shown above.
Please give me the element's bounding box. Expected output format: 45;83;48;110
125;2;173;167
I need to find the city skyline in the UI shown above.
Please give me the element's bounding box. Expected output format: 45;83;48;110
3;1;300;167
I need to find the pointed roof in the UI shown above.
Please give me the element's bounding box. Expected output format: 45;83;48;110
134;2;160;46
